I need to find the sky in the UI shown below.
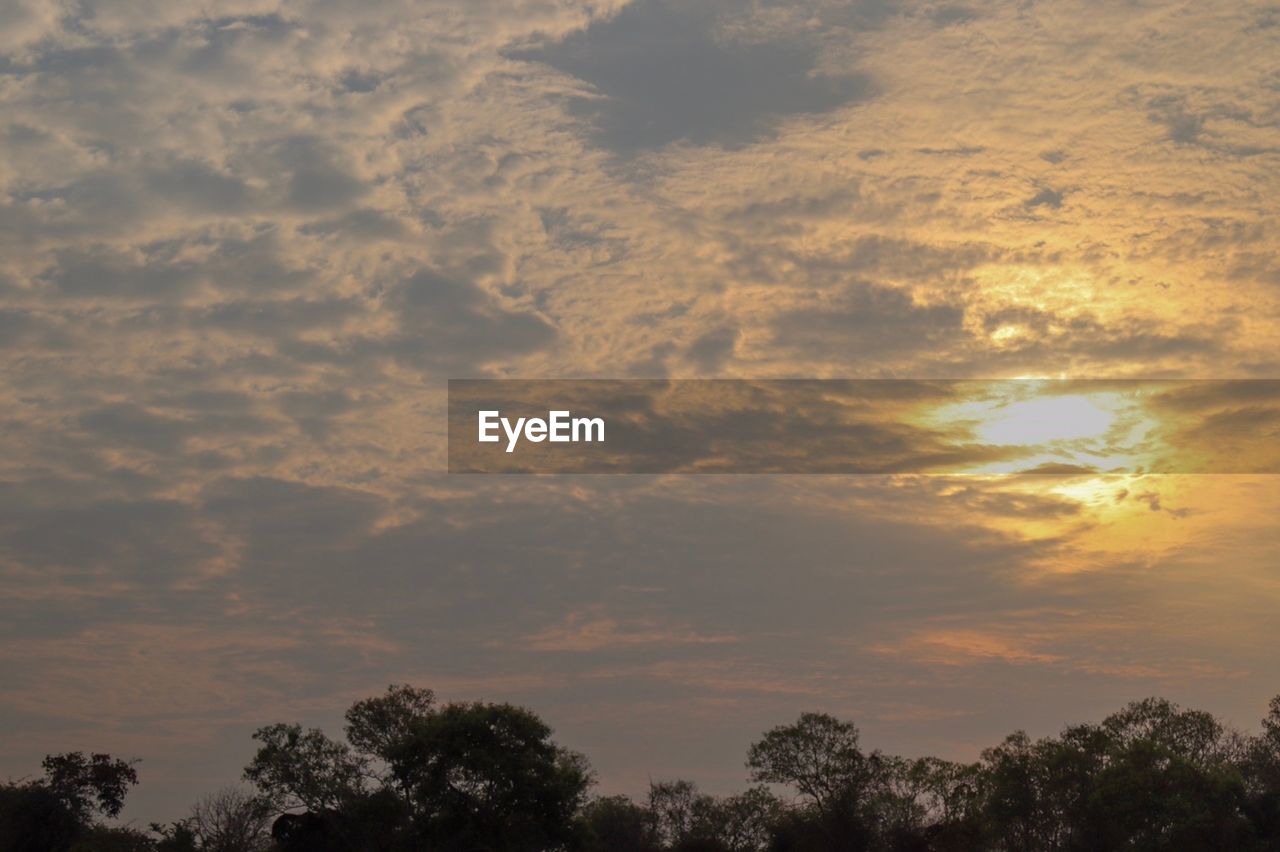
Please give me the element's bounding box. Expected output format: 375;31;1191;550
1;0;1280;826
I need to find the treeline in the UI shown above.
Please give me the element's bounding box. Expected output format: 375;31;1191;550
4;687;1280;851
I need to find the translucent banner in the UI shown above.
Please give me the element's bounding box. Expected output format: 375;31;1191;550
447;379;1280;474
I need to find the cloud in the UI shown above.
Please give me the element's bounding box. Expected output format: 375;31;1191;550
869;628;1065;667
517;609;736;652
512;0;874;153
684;326;738;373
770;280;966;358
2;0;1280;823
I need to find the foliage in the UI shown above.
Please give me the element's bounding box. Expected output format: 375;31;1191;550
8;689;1280;851
0;751;141;852
0;782;82;852
747;712;872;816
187;787;272;852
242;725;366;814
69;825;157;851
240;686;592;850
579;794;661;851
387;700;592;849
343;684;436;763
42;753;140;821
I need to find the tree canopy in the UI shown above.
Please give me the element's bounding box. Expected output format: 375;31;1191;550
5;689;1280;851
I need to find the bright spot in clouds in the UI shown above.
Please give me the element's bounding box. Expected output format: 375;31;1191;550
977;394;1116;446
917;386;1168;474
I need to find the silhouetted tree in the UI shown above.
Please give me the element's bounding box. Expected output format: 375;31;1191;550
187;786;272;852
70;825;155;851
748;713;873;817
747;713;881;850
243;725;366;815
388;700;592;850
0;752;140;852
243;685;590;851
907;757;985;850
14;690;1280;851
649;780;712;847
578;795;661;852
0;782;83;852
1244;696;1280;847
979;698;1257;851
43;752;140;823
344;684;436;762
151;820;198;852
713;786;786;852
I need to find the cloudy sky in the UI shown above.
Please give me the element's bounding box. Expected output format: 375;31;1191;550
2;0;1279;824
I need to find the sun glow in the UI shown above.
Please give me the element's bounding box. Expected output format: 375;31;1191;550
916;383;1166;475
976;394;1115;446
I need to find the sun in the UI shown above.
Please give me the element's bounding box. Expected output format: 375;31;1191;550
976;394;1116;446
914;384;1164;474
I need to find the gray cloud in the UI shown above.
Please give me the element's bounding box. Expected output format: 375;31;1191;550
513;0;874;153
770;280;966;359
684;325;738;372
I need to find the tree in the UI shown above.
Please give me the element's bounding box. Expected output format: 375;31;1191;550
242;724;366;814
902;756;984;847
981;730;1072;851
579;795;661;852
243;686;592;851
68;824;156;851
649;780;710;847
1083;737;1252;850
747;713;873;816
975;699;1259;852
1101;697;1229;764
712;786;785;852
16;690;1280;852
344;684;436;763
748;712;880;850
152;820;199;852
188;786;272;852
644;780;782;852
1071;699;1251;851
388;701;592;850
42;752;140;822
0;783;82;852
0;752;141;852
1244;695;1280;847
